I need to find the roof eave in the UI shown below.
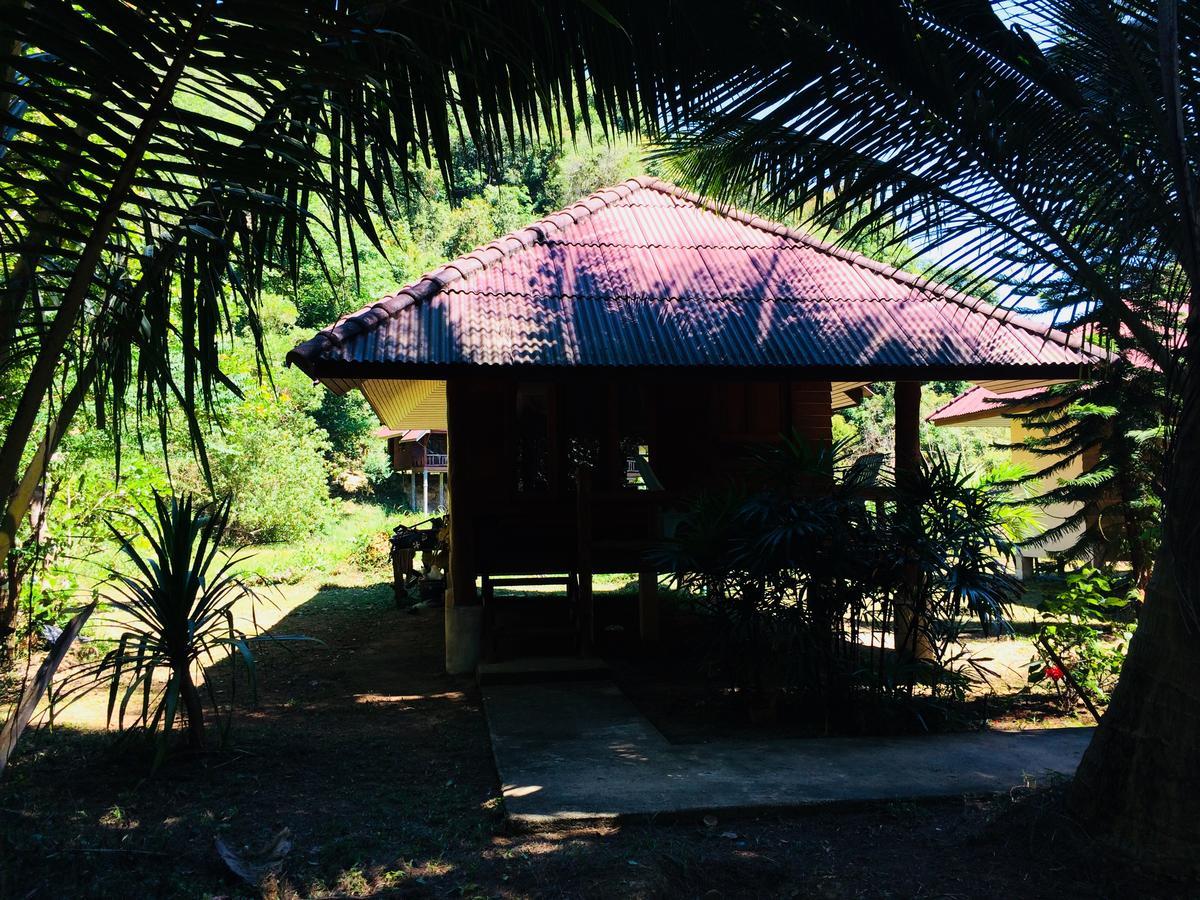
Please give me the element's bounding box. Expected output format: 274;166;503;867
291;359;1097;385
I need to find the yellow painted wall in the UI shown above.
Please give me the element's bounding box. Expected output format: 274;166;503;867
1010;417;1085;555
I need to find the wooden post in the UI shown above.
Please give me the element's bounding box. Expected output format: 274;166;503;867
569;435;596;656
1019;555;1035;581
446;382;478;608
638;570;660;643
894;381;922;483
444;379;481;674
575;461;594;655
893;380;932;660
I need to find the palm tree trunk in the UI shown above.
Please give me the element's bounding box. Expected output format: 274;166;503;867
1071;13;1200;871
1069;537;1200;873
1071;359;1200;873
170;655;206;749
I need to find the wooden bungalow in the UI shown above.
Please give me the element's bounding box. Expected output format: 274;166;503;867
381;428;448;512
288;177;1104;673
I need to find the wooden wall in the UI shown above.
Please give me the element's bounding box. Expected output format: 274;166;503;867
445;376;834;598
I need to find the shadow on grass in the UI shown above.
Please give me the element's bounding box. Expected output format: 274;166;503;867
0;576;1122;900
0;578;504;899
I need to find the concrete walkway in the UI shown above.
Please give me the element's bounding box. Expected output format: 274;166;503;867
484;680;1094;825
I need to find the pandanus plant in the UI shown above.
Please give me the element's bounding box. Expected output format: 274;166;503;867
92;493;271;759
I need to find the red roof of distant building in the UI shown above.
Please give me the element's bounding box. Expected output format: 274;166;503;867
374;427;433;441
927;385;1043;425
289;178;1103;376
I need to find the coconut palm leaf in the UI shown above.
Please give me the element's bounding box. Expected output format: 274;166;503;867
652;3;1193;361
0;598;96;776
0;0;728;558
572;1;1198;619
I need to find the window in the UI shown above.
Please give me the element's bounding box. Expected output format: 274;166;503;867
515;383;552;492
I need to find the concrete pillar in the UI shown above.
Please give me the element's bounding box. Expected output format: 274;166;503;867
422;470;429;514
444;379;481;674
638;570;660;642
1019;554;1036;581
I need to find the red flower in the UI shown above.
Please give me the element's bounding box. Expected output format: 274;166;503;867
1045;664;1065;682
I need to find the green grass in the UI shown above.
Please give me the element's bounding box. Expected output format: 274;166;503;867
231;498;421;585
57;498;421;590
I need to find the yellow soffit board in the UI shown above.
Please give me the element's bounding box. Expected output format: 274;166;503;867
974;377;1073;394
356;379;448;430
831;381;872;411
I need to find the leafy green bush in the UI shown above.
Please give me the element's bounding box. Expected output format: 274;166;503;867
310;391;377;463
188;385;334;542
50;427;172;545
350;527;394;572
441;184;536;257
1029;566;1136;708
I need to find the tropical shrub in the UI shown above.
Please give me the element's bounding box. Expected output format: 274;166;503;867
895;451;1028;644
49;428;172;545
1014;365;1167;590
311;391;378;465
74;495;282;763
654;438;1026;732
189;386;334;542
1029;567;1136;710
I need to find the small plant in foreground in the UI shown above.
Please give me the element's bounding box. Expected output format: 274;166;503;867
1028;566;1136;711
70;493;312;765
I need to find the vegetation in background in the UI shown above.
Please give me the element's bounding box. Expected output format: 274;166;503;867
1014;363;1167;591
836;381;1009;478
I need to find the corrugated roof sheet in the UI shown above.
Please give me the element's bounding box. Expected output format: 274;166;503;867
927;385;1043;425
289;178;1103;374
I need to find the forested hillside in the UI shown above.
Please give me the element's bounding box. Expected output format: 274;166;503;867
45;133;647;549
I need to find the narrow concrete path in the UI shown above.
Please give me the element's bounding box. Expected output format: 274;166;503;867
484;680;1094;825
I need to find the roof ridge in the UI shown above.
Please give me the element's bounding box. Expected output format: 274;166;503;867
411;289;925;302
288;175;1105;368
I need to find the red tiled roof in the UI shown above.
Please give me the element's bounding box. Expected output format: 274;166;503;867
927;385;1043;425
288;178;1104;375
375;427;432;441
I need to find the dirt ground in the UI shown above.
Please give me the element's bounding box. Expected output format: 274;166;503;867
0;575;1190;898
